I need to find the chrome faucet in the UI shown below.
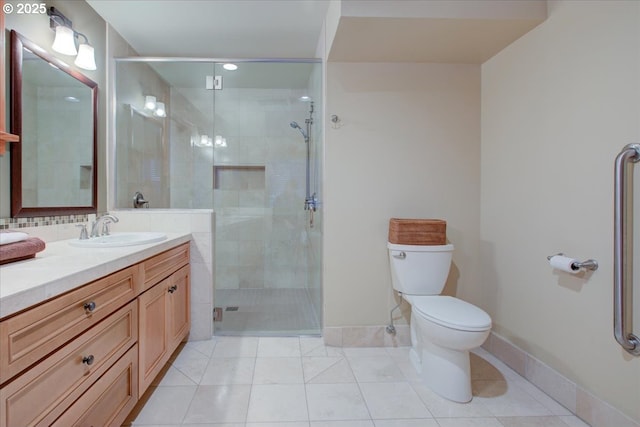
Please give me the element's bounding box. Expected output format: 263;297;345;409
90;214;119;238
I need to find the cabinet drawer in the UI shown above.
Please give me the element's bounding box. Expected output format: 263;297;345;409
51;345;138;427
0;265;140;383
142;243;189;291
0;302;137;427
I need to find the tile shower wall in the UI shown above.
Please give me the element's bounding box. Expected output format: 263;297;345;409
203;88;313;292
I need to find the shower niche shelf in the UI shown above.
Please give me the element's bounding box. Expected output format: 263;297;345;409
213;165;265;190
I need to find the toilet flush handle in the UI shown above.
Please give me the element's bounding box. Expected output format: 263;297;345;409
392;251;406;259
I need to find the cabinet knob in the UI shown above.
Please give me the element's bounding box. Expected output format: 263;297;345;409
82;355;95;366
168;285;178;294
83;301;97;313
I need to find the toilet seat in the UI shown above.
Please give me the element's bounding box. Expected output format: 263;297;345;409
410;296;491;332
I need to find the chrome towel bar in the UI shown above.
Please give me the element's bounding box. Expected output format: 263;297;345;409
614;143;640;356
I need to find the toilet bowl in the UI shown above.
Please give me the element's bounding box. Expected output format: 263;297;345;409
406;295;491;402
387;242;492;403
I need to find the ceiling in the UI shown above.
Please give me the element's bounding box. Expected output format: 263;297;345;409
86;0;330;59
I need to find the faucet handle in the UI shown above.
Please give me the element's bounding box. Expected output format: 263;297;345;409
75;224;89;240
101;219;112;236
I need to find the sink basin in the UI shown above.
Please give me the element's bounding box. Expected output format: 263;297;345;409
69;232;167;248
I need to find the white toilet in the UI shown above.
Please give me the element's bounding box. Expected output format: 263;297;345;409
387;242;492;403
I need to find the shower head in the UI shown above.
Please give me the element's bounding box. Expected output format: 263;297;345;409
290;121;308;141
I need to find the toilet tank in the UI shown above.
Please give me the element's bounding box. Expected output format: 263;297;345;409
387;242;454;295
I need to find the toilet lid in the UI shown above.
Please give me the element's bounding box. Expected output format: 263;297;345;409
411;296;492;332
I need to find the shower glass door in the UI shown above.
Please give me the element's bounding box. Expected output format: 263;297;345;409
114;59;322;336
212;61;322;336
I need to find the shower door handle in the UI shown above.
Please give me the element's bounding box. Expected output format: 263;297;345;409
613;143;640;356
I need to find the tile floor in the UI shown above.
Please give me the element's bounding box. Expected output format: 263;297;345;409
124;336;590;427
215;289;321;336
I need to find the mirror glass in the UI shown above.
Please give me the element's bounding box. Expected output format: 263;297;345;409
10;30;97;217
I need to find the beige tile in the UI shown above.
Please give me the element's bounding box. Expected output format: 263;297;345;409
253;357;304;384
151;365;198;387
130;385;197;425
348;356;406;383
497;416;574;426
484;333;527;377
184;338;217;357
473;380;552;417
343;326;385;347
212;336;259;357
306;383;371;421
558;415;592;427
257;337;302;357
248;423;309;427
200;357;256;385
576;387;639;427
435;418;504;427
311;422;373;427
323;327;343;347
359;382;431;419
524;356;576;414
247;384;309;422
304;357;356;384
170;345;211;384
470;352;507;381
412;382;493;418
301;337;329;356
183;385;251;424
373;420;438;427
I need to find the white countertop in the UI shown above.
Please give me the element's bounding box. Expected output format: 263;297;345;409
0;232;191;319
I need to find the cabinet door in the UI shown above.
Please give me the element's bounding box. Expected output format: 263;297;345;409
168;265;190;350
137;280;169;395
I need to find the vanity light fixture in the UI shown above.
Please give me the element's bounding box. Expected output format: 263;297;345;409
51;25;77;55
47;7;97;71
154;102;167;118
74;42;97;70
144;95;157;110
214;135;227;147
143;95;167;117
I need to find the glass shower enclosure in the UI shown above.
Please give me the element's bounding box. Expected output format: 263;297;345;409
114;59;322;336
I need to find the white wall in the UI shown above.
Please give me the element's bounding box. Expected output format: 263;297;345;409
324;62;481;327
481;0;640;423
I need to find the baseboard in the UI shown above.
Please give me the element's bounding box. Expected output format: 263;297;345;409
323;326;639;427
483;332;639;427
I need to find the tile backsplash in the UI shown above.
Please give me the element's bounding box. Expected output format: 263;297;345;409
0;214;90;230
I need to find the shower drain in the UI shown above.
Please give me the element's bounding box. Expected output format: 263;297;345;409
225;306;239;311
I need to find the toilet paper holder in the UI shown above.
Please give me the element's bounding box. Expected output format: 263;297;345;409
547;253;599;271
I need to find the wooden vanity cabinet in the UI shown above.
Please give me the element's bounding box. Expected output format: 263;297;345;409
0;242;190;427
139;262;190;395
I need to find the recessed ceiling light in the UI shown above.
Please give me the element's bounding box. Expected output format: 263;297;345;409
64;96;79;102
299;95;311;102
222;63;238;71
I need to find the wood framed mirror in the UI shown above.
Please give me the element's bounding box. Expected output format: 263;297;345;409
10;30;97;217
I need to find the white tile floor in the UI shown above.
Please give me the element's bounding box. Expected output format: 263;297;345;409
124;337;591;427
